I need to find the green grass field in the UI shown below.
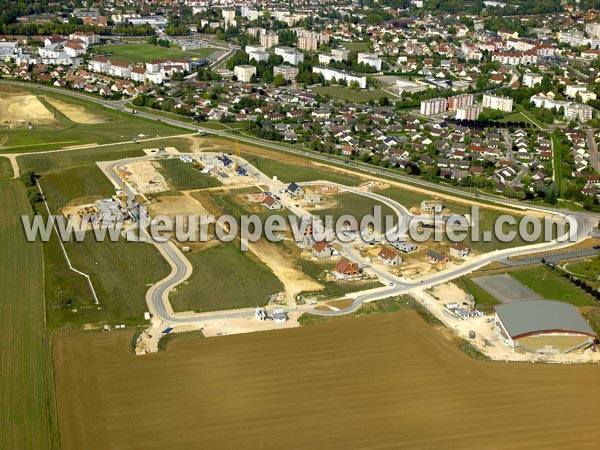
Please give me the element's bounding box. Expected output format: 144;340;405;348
155;158;221;190
99;43;216;64
510;266;596;306
311;86;390;103
0;156;13;178
551;134;564;198
0;85;187;153
17;137;192;175
341;42;372;52
47;236;171;330
312;191;397;230
170;243;283;312
240;150;357;185
0;180;59;449
37;165;172;330
39;164;116;212
565;257;600;282
497;111;537;127
380;186;559;253
455;276;501;312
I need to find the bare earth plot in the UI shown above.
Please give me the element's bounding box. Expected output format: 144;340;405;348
43;97;106;124
471;274;543;303
0;93;55;125
54;312;600;450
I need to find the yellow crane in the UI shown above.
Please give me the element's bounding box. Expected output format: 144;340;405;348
234;140;240;171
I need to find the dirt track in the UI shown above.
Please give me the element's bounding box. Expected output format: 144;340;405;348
54;312;600;450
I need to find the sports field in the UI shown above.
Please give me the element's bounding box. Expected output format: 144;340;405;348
54;311;600;450
311;86;390;103
100;43;216;63
0;180;58;449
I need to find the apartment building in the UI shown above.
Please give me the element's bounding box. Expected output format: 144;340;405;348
420;97;448;116
234;64;257;82
274;46;304;65
447;93;474;111
482;93;513;112
456;104;483;121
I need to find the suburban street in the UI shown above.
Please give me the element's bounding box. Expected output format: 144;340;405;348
99;152;597;330
3;80;600;222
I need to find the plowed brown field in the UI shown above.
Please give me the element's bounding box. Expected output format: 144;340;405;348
54;312;600;450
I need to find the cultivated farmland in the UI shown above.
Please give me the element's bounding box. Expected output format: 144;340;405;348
54;311;600;450
0;180;58;449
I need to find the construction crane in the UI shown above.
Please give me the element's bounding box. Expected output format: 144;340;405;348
234;140;240;171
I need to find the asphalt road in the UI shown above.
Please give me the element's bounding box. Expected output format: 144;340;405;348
3;80;599;222
5;81;599;325
101;153;596;325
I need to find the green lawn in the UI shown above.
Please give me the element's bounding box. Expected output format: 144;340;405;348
0;85;187;153
17;137;192;175
36;166;172;330
239;150;357;185
0;180;59;449
311;86;390;103
510;266;596;306
39;164;116;212
455;276;501;312
155;158;221;190
565;257;600;290
100;43;216;64
497;110;537;127
312;191;397;231
170;243;284;312
0;156;13;178
342;42;372;52
551;134;564;198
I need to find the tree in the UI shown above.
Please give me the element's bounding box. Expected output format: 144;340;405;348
272;73;287;87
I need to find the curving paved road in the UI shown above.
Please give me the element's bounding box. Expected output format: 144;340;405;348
6;81;598;325
2;80;599;223
101;153;597;326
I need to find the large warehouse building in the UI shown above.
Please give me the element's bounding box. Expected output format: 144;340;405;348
495;300;597;354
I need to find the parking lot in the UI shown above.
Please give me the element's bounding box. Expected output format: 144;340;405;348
471;274;543;303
